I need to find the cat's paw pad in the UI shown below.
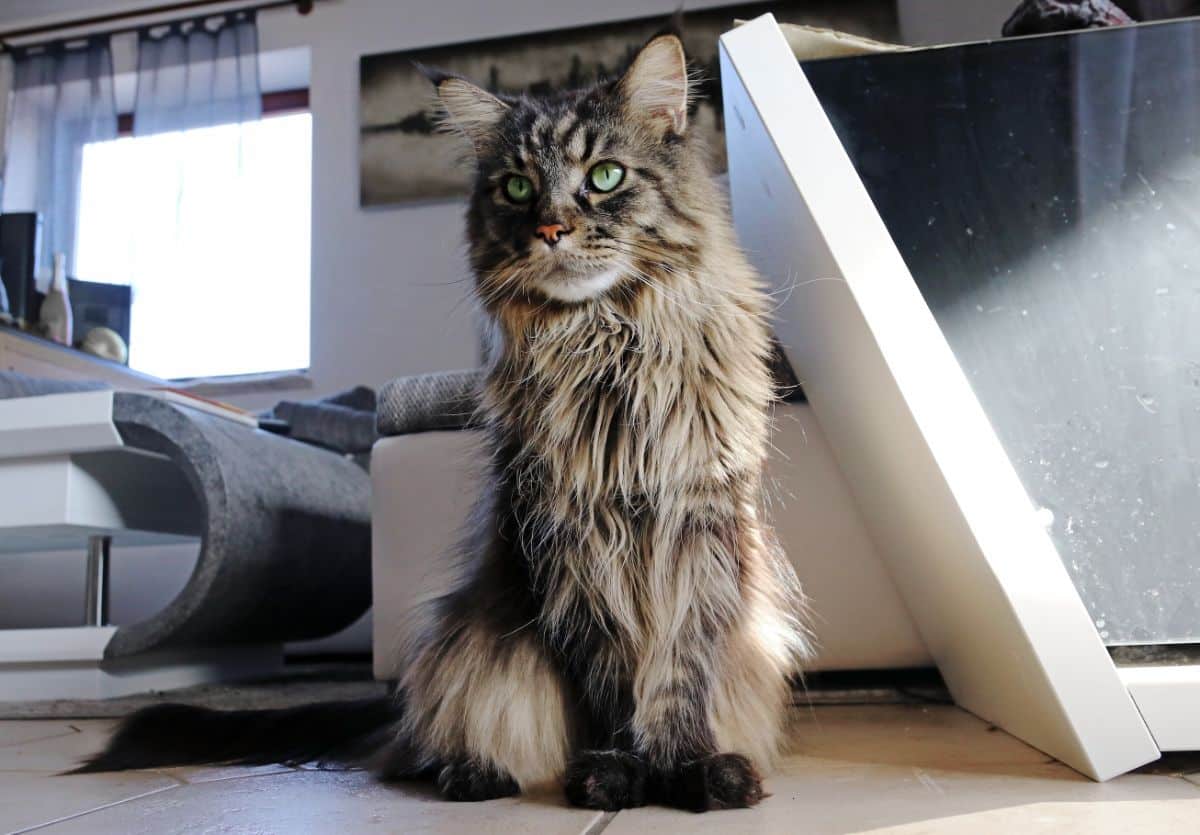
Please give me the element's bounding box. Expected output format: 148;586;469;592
680;753;766;811
564;750;648;810
436;760;519;802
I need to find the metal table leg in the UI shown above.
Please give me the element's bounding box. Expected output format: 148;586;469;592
84;535;111;627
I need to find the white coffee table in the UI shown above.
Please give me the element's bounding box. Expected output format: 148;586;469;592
0;391;280;701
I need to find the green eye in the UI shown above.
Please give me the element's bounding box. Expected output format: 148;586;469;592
504;174;534;203
588;161;625;193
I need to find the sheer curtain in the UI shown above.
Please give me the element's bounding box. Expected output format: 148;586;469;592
1;37;117;281
134;11;262;135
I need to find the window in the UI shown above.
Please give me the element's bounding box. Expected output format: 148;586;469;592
75;111;312;380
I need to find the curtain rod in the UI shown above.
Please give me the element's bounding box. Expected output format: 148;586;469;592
0;0;319;51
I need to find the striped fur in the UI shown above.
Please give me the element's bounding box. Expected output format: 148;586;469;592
393;32;812;810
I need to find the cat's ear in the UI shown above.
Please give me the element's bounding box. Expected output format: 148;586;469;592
419;65;509;150
618;34;690;136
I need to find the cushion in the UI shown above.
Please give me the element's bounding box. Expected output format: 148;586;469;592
376;368;483;436
376;339;804;439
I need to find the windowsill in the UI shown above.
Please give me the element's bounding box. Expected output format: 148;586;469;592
169;369;314;399
0;324;165;388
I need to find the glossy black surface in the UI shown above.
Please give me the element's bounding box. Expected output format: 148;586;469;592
805;20;1200;644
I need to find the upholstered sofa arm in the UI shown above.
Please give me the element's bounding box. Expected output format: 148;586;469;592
376;341;803;438
376;368;484;436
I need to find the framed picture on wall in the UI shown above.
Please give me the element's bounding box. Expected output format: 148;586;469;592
357;0;897;207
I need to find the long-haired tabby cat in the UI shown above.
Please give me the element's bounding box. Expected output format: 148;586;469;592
75;30;811;813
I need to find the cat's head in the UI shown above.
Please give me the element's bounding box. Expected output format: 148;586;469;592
428;33;705;310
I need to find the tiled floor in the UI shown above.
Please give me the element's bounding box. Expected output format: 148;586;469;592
2;704;1198;834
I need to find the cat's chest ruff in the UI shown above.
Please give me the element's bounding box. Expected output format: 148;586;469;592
520;315;646;388
511;322;728;494
524;319;666;415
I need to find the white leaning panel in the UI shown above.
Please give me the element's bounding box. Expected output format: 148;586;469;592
719;14;1158;779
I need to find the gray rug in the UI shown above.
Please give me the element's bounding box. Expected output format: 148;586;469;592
0;665;389;720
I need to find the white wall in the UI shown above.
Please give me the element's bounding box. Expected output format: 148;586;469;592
897;0;1017;45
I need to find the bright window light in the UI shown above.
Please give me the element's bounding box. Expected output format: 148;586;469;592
75;112;312;380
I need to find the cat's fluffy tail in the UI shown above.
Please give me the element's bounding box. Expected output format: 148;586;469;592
67;697;401;774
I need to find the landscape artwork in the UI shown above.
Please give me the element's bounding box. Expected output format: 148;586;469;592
358;1;896;206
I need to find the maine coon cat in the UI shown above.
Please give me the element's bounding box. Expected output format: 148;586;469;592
76;30;811;813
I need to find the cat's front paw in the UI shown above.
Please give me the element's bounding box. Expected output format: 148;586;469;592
436;760;519;802
675;753;766;812
564;750;648;810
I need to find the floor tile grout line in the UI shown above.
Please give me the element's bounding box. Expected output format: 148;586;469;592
582;810;618;835
0;765;298;779
2;766;308;834
1178;774;1200;791
0;730;82;754
6;783;182;835
160;766;302;786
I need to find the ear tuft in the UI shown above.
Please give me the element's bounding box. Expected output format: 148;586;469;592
618;34;690;136
427;73;509;151
412;61;452;87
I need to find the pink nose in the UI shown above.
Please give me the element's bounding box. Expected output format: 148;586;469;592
535;223;568;245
